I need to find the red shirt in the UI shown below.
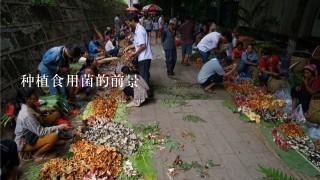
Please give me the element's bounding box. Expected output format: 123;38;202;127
259;55;280;71
232;48;245;59
310;77;320;92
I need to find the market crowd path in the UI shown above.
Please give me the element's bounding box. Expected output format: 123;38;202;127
128;37;317;180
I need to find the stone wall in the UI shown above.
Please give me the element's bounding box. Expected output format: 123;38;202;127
0;0;127;103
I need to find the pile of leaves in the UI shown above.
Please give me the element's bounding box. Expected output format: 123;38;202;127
160;99;187;108
40;140;123;179
153;77;209;101
39;95;69;115
171;159;220;178
183;115;206;123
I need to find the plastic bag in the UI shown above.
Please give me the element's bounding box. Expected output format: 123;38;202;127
291;104;306;124
275;88;292;114
308;127;320;140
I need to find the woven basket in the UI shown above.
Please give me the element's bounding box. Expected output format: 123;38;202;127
290;52;311;73
306;98;320;125
267;77;286;93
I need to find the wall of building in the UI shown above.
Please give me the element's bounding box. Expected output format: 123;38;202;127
0;0;127;103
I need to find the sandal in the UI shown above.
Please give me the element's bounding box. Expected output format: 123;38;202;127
34;152;57;163
204;89;216;94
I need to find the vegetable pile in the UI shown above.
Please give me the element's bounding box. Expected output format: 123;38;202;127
40;140;123;179
279;122;305;138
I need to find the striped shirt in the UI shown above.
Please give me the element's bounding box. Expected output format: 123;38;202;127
14;104;59;151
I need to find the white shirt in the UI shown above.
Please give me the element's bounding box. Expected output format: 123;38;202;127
232;36;237;47
105;40;115;51
133;23;153;61
197;32;221;52
139;17;144;25
158;17;163;29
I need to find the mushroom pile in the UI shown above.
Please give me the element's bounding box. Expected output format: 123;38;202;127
288;136;320;167
84;120;142;156
40;140;123;179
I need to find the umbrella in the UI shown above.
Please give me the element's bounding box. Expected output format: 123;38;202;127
126;7;139;12
142;4;162;12
148;11;159;15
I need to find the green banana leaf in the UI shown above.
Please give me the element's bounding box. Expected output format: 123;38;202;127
130;155;157;180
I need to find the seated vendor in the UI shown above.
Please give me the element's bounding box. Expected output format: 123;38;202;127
197;52;237;94
120;66;149;107
258;49;283;84
232;41;245;61
14;87;72;162
291;64;320;112
237;44;259;77
105;36;120;57
89;35;105;58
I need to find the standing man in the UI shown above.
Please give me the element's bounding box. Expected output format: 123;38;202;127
162;19;177;76
197;31;232;64
114;14;120;34
38;44;81;99
125;13;153;86
179;15;194;66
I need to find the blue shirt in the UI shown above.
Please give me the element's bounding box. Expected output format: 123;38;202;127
241;50;259;63
197;58;225;84
38;46;67;75
89;41;100;57
162;27;176;50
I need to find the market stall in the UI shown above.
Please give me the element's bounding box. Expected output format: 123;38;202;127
223;78;320;176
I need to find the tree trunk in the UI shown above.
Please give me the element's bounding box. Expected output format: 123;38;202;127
286;0;309;56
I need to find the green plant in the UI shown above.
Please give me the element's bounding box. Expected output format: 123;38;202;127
39;95;69;116
0;115;13;127
29;0;56;6
24;161;44;179
165;135;181;152
190;52;200;62
130;155;157;180
237;0;279;32
183;115;206;123
258;164;295;180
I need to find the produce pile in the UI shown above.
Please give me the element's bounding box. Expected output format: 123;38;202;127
270;128;289;151
287;136;320;167
40;140;123;179
225;79;266;95
279;122;305;138
226;79;288;124
91;88;121;120
224;78;320;174
84;120;142;156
